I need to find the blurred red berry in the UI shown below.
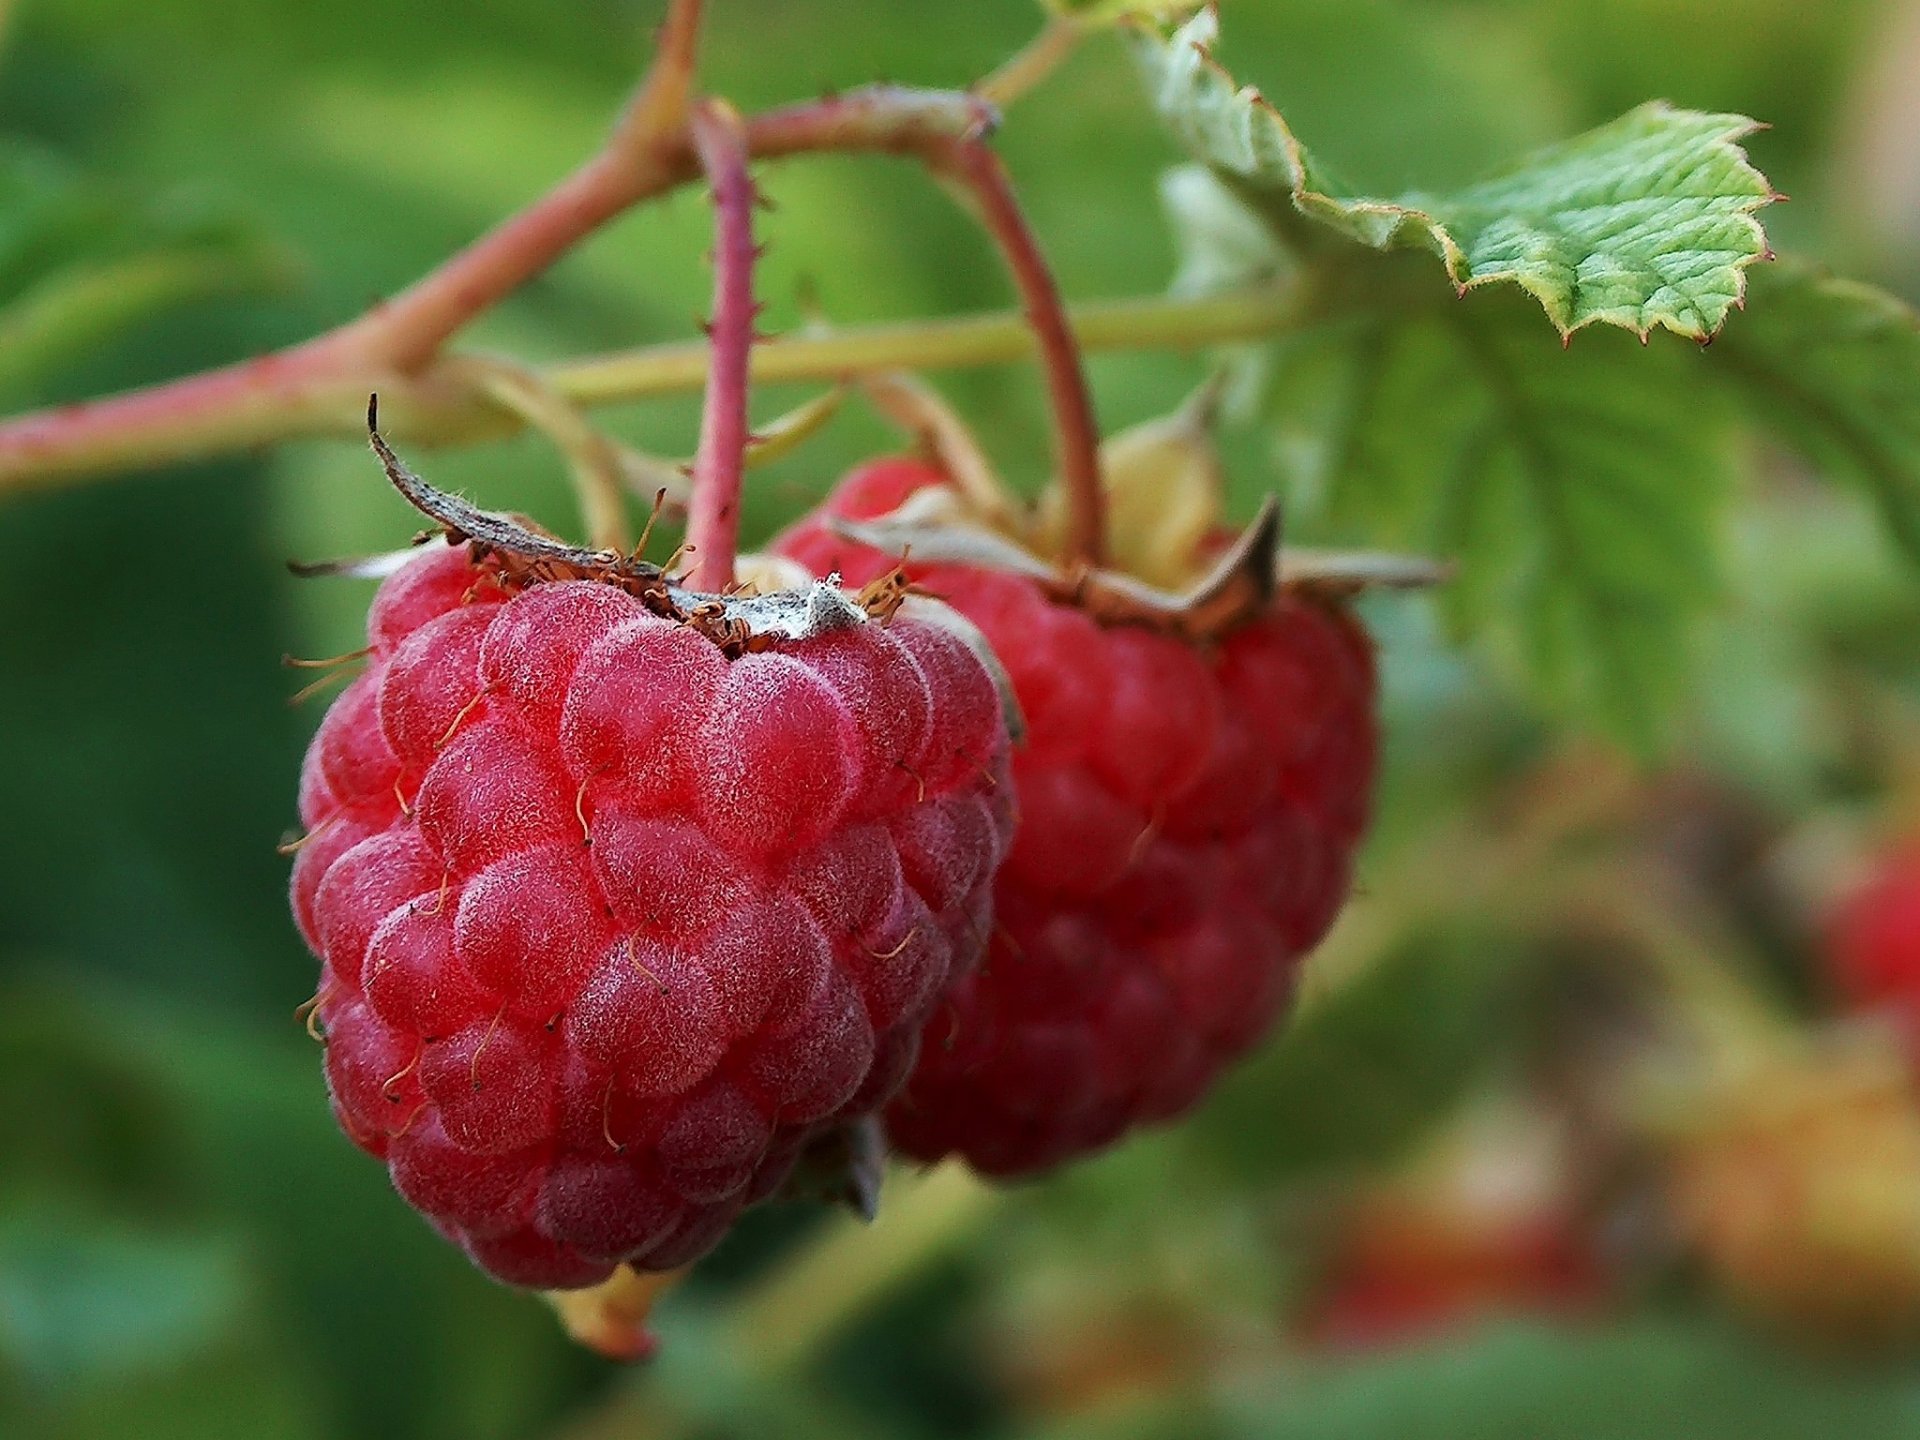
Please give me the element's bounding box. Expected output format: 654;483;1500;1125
1301;1216;1605;1350
1829;846;1920;1052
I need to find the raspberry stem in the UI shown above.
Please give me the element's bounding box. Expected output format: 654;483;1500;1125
327;0;707;373
930;138;1108;568
975;12;1087;109
685;100;760;593
0;287;1303;497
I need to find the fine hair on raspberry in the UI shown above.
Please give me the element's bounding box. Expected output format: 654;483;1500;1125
293;542;1013;1288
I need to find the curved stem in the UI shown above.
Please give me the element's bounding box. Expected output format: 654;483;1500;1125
0;86;990;498
0;287;1304;494
455;357;633;551
328;0;706;371
975;14;1086;108
684;101;759;594
933;139;1107;567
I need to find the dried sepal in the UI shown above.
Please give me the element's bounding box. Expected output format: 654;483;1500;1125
364;402;899;655
369;399;670;596
839;491;1281;642
1072;494;1279;639
1278;547;1451;597
777;1116;890;1223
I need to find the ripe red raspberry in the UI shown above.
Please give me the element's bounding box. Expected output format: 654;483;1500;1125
778;459;1377;1176
1828;845;1920;1056
292;542;1013;1288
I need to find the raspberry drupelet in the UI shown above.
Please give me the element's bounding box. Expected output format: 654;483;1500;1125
293;541;1013;1288
779;456;1378;1177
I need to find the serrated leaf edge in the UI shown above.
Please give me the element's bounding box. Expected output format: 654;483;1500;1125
1142;4;1778;342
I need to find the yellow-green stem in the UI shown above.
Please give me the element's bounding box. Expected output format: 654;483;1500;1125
550;286;1301;406
730;1163;1001;1374
0;286;1304;496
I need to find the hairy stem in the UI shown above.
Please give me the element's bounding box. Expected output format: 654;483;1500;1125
684;101;759;593
932;139;1107;567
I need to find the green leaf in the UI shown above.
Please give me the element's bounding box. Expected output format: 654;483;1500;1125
0;140;296;398
1231;1318;1920;1440
1250;268;1736;746
1711;259;1920;565
0;1218;248;1391
1161;156;1743;742
1194;927;1529;1184
1135;7;1775;340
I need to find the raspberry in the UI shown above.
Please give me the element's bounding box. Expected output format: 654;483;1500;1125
1828;845;1920;1056
1300;1216;1602;1350
292;541;1013;1289
777;459;1377;1175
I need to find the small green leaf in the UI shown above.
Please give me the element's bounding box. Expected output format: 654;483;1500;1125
1712;259;1920;566
1135;7;1776;339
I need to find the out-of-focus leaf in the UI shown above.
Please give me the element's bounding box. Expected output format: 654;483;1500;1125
1162;164;1290;298
1042;0;1201;23
1227;1318;1920;1440
0;1218;245;1390
1135;8;1774;340
1194;929;1529;1185
0;1210;327;1440
1264;273;1734;747
0;980;586;1440
0;140;294;398
1712;260;1920;566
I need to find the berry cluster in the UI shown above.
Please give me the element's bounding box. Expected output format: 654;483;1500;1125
780;459;1377;1174
293;543;1012;1288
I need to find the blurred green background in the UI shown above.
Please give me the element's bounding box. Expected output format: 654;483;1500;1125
7;0;1920;1436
